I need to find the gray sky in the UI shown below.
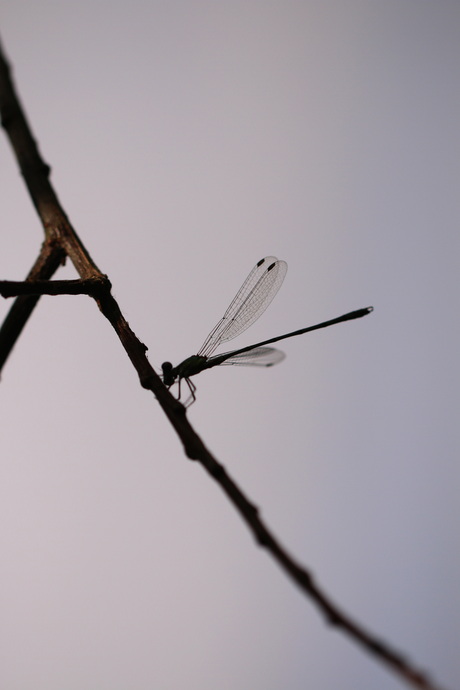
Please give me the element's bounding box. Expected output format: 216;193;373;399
1;2;459;689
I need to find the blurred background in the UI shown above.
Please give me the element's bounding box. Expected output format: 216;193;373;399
0;2;458;689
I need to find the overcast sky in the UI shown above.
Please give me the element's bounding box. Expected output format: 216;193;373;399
1;3;459;689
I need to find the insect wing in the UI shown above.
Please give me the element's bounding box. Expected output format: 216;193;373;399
198;257;287;358
215;346;286;367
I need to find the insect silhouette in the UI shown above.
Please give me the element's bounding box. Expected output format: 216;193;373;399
162;256;372;403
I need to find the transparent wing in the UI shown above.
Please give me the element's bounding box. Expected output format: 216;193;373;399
198;257;288;358
215;346;286;367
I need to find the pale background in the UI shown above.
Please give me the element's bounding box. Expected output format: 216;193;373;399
0;2;458;689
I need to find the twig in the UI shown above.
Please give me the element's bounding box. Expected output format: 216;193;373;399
0;238;66;370
0;277;111;297
0;35;449;690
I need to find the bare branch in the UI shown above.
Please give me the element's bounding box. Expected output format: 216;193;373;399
0;35;449;690
0;276;111;297
0;238;65;370
0;38;102;278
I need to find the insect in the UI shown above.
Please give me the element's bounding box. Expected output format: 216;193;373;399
162;256;372;403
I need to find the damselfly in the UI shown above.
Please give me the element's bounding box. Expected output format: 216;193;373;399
162;257;372;403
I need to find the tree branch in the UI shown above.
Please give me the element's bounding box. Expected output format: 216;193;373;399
0;238;66;370
0;35;448;690
0;277;111;297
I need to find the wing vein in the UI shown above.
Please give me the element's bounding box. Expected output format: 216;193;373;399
198;257;287;358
